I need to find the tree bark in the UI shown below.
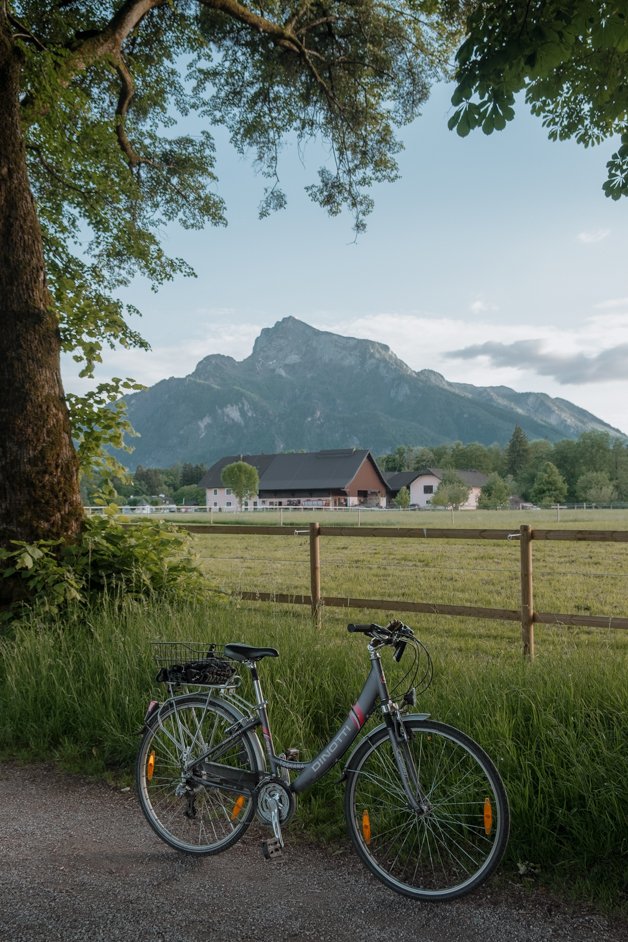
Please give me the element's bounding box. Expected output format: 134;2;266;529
0;15;83;551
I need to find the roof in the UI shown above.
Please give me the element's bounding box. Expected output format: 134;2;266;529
385;468;490;492
428;468;489;488
384;471;419;491
199;449;389;492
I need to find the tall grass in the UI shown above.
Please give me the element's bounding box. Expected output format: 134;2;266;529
0;596;626;908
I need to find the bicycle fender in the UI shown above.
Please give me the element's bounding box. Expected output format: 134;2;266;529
146;693;267;773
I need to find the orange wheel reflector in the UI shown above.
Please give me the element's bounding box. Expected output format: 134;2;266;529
147;751;155;781
483;797;493;835
231;795;246;820
362;809;371;845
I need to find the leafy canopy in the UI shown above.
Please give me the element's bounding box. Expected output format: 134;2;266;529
530;461;568;507
430;469;471;509
12;0;468;473
221;461;259;503
449;1;628;198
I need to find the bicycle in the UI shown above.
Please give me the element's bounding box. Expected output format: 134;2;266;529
136;620;509;901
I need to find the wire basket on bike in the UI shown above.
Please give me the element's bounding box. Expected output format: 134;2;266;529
151;642;237;687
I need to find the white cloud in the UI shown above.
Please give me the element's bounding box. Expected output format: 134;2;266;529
577;228;611;244
469;299;498;315
595;297;628;311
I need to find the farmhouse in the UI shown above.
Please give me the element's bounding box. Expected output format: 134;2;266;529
386;468;489;510
199;449;389;511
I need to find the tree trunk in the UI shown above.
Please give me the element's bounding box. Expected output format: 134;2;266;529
0;17;83;552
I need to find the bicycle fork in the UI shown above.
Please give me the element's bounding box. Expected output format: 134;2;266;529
385;710;432;815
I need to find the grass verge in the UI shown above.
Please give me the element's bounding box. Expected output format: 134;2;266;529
0;596;625;911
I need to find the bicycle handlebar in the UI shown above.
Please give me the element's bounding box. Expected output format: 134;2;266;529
347;622;386;635
347;620;414;661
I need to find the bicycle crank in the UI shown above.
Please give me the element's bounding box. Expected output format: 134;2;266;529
256;778;295;857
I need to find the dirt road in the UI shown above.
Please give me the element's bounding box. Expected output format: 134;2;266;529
0;763;624;942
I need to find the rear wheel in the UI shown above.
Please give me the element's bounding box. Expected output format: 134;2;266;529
344;719;509;900
136;695;262;854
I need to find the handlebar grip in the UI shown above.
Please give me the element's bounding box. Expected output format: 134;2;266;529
347;623;375;633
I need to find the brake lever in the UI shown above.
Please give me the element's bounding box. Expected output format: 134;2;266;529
393;640;407;663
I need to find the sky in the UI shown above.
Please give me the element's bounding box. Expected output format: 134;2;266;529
62;82;628;437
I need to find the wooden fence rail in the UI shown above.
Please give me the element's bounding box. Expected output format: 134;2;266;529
177;522;628;657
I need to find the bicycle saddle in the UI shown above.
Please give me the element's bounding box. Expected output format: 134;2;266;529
224;643;279;662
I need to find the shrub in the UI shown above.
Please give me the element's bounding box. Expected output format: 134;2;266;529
0;516;206;623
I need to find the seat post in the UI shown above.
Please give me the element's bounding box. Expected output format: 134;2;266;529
250;662;276;766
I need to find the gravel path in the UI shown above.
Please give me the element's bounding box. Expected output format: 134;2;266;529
0;763;625;942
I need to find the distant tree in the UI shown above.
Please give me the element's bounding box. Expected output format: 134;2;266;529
412;447;436;470
551;439;580;499
431;444;455;467
505;426;530;479
516;439;554;497
450;0;628;199
430;471;471;510
221;462;259;508
577;432;614;475
173;485;206;506
133;466;166;496
161;466;182;493
380;446;416;472
450;441;494;472
530;462;568;507
575;472;617;505
393;486;411;509
180;463;208;487
612;441;628;500
477;473;511;509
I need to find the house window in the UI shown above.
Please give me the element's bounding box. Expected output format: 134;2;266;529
226;488;232;495
226;501;232;507
213;502;218;507
213;489;218;495
423;485;434;494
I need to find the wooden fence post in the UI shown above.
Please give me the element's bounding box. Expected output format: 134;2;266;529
520;524;535;658
309;521;322;627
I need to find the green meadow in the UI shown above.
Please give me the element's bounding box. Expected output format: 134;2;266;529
1;508;626;909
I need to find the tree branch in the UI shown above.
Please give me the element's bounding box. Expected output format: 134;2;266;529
113;52;141;167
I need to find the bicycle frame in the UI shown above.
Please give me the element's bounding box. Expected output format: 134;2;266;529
156;641;425;806
225;642;419;796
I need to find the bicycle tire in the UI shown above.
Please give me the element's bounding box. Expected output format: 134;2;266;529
136;694;263;854
344;718;509;900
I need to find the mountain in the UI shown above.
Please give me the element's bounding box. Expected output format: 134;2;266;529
118;317;624;469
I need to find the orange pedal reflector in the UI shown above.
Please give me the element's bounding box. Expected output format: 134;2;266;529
483;797;493;835
362;809;371;845
231;795;246;820
147;751;155;781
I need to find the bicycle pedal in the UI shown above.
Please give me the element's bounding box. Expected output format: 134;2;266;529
261;838;283;860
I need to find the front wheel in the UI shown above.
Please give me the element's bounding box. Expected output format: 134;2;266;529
344;719;509;901
136;695;262;855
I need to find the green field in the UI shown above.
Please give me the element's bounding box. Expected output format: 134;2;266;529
1;508;627;909
176;508;628;648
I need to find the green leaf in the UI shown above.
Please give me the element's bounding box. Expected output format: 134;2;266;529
447;110;461;131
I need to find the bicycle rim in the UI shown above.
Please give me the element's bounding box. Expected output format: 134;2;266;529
345;719;509;900
136;696;260;854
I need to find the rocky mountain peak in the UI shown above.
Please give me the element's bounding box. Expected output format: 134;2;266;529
119;318;625;470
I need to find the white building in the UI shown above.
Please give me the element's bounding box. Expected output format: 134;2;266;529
385;468;489;510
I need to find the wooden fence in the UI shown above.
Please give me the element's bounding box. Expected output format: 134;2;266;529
178;522;628;657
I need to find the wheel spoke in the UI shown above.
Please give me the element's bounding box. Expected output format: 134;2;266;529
345;720;509;900
137;698;259;855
